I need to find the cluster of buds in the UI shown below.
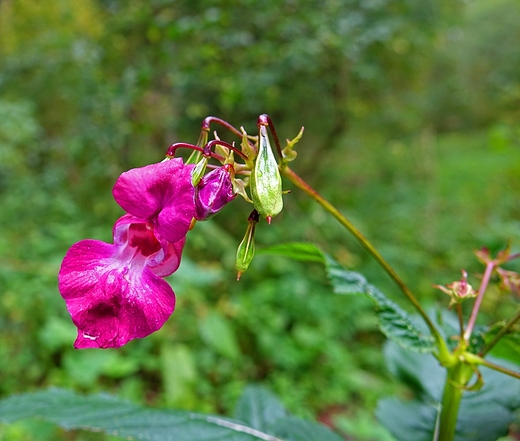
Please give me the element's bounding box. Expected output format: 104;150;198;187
171;114;303;280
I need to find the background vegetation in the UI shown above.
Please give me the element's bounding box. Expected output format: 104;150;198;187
1;0;519;439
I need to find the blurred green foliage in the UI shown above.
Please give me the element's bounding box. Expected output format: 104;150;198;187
1;0;519;440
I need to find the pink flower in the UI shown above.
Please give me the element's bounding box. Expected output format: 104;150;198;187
112;158;196;244
58;215;185;349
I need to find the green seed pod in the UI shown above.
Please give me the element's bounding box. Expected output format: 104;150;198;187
250;125;283;223
235;210;259;280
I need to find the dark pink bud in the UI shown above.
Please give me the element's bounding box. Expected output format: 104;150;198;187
194;165;236;220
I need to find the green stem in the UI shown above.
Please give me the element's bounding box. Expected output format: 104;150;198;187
437;363;473;441
280;165;450;358
480;308;520;357
477;357;520;380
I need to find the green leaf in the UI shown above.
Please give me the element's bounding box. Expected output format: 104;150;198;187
161;344;198;408
233;385;288;432
0;389;281;441
325;255;435;353
258;242;325;263
376;398;437;441
233;386;343;441
0;388;345;441
270;417;345;441
255;248;435;353
383;341;445;400
485;326;520;365
199;310;241;361
324;254;367;295
365;285;435;353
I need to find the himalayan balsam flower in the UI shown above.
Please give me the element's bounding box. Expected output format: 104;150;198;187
59;215;185;348
194;165;236;220
59;158;197;348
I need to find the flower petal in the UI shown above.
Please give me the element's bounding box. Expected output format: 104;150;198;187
58;239;176;349
112;158;196;243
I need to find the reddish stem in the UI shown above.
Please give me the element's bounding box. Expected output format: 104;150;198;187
463;261;495;342
258;114;283;160
202;116;243;139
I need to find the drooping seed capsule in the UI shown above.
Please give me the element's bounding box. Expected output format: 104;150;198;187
235;210;259;280
194;164;236;220
250;125;283;223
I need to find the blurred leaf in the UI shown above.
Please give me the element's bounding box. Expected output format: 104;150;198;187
161;343;198;408
63;350;138;387
485;327;520;365
0;389;280;441
259;243;325;263
234;385;288;432
233;386;344;441
325;254;368;295
0;388;345;441
377;398;437;441
269;417;345;441
199;310;240;361
38;317;76;351
384;341;445;400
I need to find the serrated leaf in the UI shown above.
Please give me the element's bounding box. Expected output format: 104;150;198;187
324;254;367;295
233;385;288;432
324;256;435;352
258;242;325;263
366;285;435;353
0;389;282;441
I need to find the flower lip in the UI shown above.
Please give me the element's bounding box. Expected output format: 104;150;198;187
58;215;185;349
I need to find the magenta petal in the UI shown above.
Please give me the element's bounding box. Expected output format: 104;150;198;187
58;239;176;349
112;158;196;243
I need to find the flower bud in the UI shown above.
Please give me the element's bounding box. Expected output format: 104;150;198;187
250;125;283;223
236;210;259;280
194;165;236;220
434;270;477;307
191;155;209;186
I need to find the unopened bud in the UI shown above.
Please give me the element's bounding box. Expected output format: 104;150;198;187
250;125;283;221
191;155;209;186
236;210;259;280
194;165;236;220
434;270;477;307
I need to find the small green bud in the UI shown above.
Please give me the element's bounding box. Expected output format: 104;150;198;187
250;125;283;223
235;210;259;280
191;155;209;186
